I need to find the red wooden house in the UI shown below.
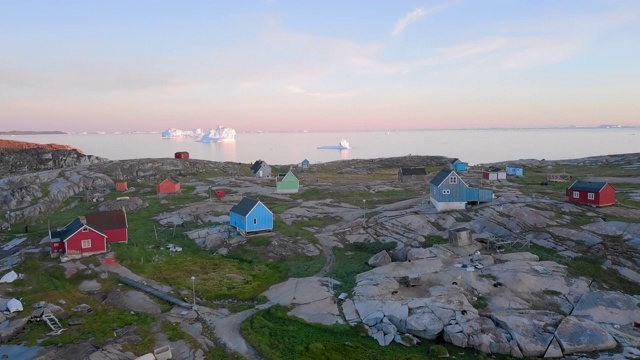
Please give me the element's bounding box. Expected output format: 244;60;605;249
566;180;616;207
116;182;128;192
157;177;180;194
84;209;128;243
175;151;189;159
50;217;107;260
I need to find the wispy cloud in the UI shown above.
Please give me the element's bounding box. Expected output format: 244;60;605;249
285;85;356;98
391;2;453;36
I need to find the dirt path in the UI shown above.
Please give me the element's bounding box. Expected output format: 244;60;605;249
202;303;273;360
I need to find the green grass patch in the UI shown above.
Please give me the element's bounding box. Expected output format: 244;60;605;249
424;235;448;247
328;242;396;294
242;305;497;360
249;236;271;246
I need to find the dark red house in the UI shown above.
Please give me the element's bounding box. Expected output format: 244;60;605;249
214;190;226;198
116;182;128;192
566;180;616;207
175;151;189;159
84;209;128;243
157;177;180;194
50;217;107;260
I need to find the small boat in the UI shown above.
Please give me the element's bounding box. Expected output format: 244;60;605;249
318;139;350;150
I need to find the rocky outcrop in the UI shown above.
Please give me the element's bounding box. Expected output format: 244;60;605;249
0;141;105;175
555;316;617;354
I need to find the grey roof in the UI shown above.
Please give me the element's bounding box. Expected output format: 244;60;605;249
400;167;427;176
230;197;259;216
451;227;471;233
251;160;267;173
487;168;505;173
51;217;86;240
450;158;460;164
568;180;609;192
167;176;180;184
430;169;455;186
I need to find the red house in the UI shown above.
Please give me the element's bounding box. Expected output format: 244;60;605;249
157;177;180;194
116;182;128;192
175;151;189;159
50;217;107;260
214;190;226;198
84;209;128;243
566;180;616;207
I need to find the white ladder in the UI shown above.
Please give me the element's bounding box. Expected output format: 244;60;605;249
42;313;65;334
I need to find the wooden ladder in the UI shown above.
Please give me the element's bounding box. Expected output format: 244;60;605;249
42;313;65;334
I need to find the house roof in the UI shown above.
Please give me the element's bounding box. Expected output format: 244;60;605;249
84;209;127;231
251;160;266;173
506;164;522;169
486;168;505;173
400;167;427;176
163;176;179;184
50;216;106;242
302;159;310;163
450;158;460;164
175;151;189;155
430;169;456;186
230;197;260;216
451;227;471;233
276;171;298;182
568;180;610;192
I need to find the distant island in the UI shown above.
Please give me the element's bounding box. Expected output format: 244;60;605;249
0;130;67;135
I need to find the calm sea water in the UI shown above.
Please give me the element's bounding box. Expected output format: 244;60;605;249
2;128;639;165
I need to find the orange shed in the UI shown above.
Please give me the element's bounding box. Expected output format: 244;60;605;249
157;177;180;194
116;182;128;192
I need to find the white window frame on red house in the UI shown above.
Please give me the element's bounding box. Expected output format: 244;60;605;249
81;239;91;248
572;191;580;198
449;176;457;184
442;189;451;195
82;227;89;232
588;193;595;200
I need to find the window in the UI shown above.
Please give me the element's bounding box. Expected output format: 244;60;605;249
572;191;580;198
82;227;89;232
449;176;457;184
442;189;451;195
253;218;257;225
81;239;91;248
588;193;595;200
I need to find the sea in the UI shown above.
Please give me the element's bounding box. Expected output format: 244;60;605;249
1;128;639;165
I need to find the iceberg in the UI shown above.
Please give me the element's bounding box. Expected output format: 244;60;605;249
161;128;205;139
198;125;236;143
318;139;351;150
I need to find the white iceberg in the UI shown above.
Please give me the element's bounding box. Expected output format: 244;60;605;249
318;139;350;150
198;125;236;143
161;128;205;139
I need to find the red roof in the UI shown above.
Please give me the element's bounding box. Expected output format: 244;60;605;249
84;209;128;231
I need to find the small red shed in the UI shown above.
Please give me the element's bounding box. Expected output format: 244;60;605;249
483;168;507;181
175;151;190;159
50;217;107;259
566;180;616;207
214;190;226;198
116;182;128;192
157;176;180;194
84;209;128;243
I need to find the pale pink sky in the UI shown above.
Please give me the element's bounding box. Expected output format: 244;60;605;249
1;1;639;132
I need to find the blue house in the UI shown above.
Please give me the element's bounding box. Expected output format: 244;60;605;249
430;169;493;212
301;159;310;169
229;197;273;235
449;158;468;172
506;165;524;177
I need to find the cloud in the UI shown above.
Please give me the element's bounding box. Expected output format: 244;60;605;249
501;39;582;70
391;2;454;36
285;85;356;98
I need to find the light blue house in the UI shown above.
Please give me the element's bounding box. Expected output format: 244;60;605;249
449;158;468;172
301;159;310;169
430;169;493;211
229;197;273;235
506;165;524;177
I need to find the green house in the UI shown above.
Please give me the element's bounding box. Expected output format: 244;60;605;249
275;171;299;193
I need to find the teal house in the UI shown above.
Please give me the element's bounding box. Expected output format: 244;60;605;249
506;165;524;177
449;158;468;172
230;197;273;235
430;169;493;212
276;171;300;193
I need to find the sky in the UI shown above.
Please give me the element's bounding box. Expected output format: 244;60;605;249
0;1;639;132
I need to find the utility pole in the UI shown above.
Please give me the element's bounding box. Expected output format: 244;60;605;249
190;276;197;310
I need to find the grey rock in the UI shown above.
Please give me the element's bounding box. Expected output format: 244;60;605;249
368;250;392;267
555;316;617;354
363;311;384;326
572;290;640;325
492;311;563;357
405;311;444;340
